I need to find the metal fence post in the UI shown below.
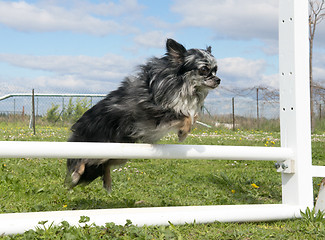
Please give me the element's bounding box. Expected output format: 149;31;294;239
31;89;36;135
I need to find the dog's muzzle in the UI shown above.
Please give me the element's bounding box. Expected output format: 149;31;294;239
204;76;221;89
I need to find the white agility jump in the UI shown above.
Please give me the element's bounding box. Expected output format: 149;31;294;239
0;141;294;161
0;0;323;235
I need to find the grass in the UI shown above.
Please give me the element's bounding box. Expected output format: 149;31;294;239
0;123;325;239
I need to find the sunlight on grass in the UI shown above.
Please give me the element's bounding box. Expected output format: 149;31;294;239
0;123;325;239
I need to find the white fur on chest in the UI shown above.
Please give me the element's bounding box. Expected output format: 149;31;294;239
172;96;200;120
134;97;201;143
169;88;207;121
134;86;207;143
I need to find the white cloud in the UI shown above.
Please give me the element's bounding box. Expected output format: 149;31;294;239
32;75;119;93
0;73;121;96
73;0;144;17
0;52;146;94
171;0;278;41
134;31;173;48
35;75;82;89
260;74;279;89
0;77;29;96
219;57;266;81
0;53;280;94
216;57;279;90
0;1;140;35
145;16;174;30
0;53;138;82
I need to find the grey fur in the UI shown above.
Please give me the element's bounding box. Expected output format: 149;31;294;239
65;39;221;192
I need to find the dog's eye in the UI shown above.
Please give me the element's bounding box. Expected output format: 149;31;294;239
199;66;210;76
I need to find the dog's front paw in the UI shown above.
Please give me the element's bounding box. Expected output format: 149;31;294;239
64;170;81;189
71;171;81;185
65;162;85;189
177;115;193;142
178;130;188;142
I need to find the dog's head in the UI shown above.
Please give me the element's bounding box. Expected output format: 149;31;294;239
166;38;221;90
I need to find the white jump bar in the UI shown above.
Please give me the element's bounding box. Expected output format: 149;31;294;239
311;166;325;178
0;141;293;161
0;204;302;235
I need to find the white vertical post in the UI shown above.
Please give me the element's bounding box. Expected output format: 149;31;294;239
279;0;313;208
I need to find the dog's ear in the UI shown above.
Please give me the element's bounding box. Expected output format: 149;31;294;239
206;46;212;53
166;39;187;63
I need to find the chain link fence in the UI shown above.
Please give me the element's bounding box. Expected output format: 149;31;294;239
0;92;106;125
0;86;323;131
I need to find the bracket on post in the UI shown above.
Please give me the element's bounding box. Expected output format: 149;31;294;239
275;160;295;174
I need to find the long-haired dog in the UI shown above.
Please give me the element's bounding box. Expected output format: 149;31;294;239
65;39;221;192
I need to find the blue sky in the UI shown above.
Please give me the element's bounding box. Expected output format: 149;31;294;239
0;0;324;116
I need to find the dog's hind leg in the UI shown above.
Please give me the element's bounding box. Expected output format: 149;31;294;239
102;159;128;193
71;162;85;185
65;159;86;188
103;162;112;193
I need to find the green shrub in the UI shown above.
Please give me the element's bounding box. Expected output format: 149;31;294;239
62;98;74;121
44;98;90;123
45;104;60;123
72;98;90;122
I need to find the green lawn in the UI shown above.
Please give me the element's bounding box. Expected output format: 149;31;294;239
0;123;325;239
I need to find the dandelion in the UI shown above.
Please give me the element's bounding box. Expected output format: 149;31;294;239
231;189;236;193
63;205;67;208
251;183;259;189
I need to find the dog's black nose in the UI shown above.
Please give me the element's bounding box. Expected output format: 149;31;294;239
204;76;221;89
215;77;221;85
